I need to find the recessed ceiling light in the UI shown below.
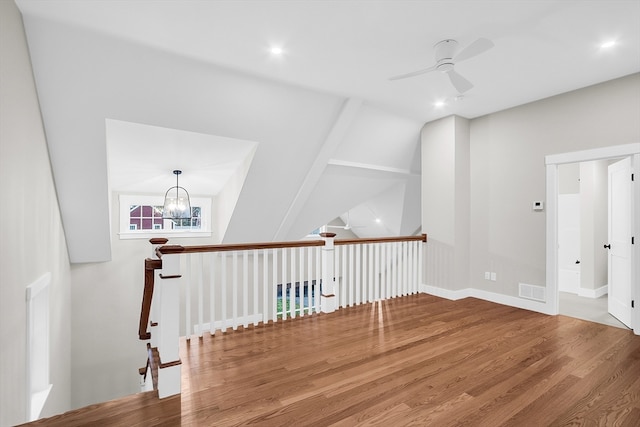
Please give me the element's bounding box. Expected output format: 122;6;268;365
600;40;617;49
434;100;446;108
269;46;285;56
375;218;382;224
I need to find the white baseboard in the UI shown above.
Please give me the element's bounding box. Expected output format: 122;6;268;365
421;284;554;315
421;284;469;301
577;285;608;299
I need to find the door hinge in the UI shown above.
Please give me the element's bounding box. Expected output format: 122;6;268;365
632;300;635;309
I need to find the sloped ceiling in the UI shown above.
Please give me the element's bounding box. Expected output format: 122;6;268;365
15;1;640;263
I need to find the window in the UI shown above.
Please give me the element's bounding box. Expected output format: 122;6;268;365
128;204;201;231
119;194;212;239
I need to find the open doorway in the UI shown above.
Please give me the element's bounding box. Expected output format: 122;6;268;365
556;160;627;328
545;143;639;334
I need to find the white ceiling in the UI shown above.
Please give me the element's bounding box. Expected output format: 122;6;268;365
17;0;640;122
106;119;257;195
14;0;640;263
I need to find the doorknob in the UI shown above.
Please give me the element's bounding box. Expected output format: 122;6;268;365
604;244;611;249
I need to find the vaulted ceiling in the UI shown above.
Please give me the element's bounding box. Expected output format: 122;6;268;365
15;0;640;263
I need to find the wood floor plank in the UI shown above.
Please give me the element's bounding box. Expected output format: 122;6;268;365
23;294;640;426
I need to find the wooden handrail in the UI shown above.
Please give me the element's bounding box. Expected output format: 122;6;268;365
157;239;326;255
139;258;162;340
156;234;427;255
335;234;427;246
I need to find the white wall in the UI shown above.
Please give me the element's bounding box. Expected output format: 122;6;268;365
462;73;639;297
421;115;470;291
0;2;71;425
69;192;221;409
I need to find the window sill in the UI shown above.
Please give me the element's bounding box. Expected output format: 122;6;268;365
119;231;212;240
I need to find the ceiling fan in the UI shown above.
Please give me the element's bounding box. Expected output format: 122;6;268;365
326;211;364;231
389;38;494;93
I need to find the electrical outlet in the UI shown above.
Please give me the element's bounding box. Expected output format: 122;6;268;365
484;272;490;280
490;272;497;281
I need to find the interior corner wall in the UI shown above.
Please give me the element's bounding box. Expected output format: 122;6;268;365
0;1;72;425
421;115;470;291
469;73;640;298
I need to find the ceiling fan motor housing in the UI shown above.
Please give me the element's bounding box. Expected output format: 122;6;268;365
434;39;458;60
433;39;458;72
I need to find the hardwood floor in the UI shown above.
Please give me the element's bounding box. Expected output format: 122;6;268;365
26;294;640;426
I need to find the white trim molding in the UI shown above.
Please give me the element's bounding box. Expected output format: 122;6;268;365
577;285;608;299
546;143;640;335
421;284;554;315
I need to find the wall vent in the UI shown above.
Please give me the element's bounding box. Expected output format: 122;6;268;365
519;283;546;302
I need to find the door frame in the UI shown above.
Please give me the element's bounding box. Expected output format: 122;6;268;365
545;143;640;334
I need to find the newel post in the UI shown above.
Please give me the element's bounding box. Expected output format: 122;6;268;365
320;232;337;313
156;244;184;399
147;238;168;348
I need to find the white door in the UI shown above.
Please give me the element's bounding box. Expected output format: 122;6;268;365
607;157;632;327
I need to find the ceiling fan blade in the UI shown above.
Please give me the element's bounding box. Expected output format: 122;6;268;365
389;65;437;81
326;225;346;229
453;38;494;62
447;70;474;93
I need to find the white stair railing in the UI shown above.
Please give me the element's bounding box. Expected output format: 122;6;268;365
141;233;426;398
334;239;423;309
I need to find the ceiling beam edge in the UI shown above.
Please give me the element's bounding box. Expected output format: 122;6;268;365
327;159;419;177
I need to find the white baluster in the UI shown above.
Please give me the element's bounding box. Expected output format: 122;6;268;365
282;248;287;320
209;252;215;336
368;244;374;303
361;244;367;303
315;245;321;312
253;251;259;326
290;247;296;319
336;246;349;307
348;245;354;306
409;242;416;294
403;242;408;296
385;243;389;299
197;253;203;338
272;249;278;322
355;244;361;305
232;251;238;330
375;243;381;301
221;252;227;332
185;254;191;340
299;247;305;317
392;242;397;298
380;243;385;300
397;243;402;296
334;245;340;309
418;239;424;294
408;241;413;295
263;249;269;324
243;251;249;328
307;246;312;315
